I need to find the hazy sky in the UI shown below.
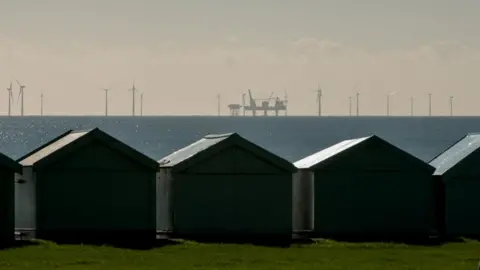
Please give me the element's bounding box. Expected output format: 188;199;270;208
1;0;479;116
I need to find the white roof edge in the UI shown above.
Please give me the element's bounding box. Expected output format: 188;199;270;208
294;136;371;169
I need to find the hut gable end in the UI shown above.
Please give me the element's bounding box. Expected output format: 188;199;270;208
18;128;158;171
184;146;287;174
50;141;150;171
430;134;480;178
183;147;235;174
230;146;288;174
295;135;434;173
160;133;297;174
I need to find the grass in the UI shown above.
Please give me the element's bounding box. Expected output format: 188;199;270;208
0;239;479;269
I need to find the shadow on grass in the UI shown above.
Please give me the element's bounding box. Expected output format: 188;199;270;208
108;238;180;250
313;234;466;246
178;235;315;248
47;238;181;250
0;240;41;250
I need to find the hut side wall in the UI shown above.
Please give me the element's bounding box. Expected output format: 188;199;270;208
172;173;292;238
45;141;150;171
292;169;314;232
34;142;156;243
313;171;436;237
437;149;480;236
444;177;480;236
14;167;36;230
0;168;14;246
319;141;427;172
36;170;155;231
157;169;172;232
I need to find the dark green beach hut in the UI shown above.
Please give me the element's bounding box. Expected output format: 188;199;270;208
430;133;480;237
0;153;22;247
158;133;297;240
294;135;437;239
16;128;159;244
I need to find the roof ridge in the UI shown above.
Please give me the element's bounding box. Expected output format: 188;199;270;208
17;129;74;162
204;133;236;139
428;134;469;163
71;128;97;134
294;136;370;168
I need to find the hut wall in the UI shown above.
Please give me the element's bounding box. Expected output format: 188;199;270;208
157;169;172;232
172;173;292;238
313;171;436;236
444;177;480;236
14;167;36;230
292;169;314;232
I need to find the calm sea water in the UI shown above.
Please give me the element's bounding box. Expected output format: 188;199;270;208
0;116;479;163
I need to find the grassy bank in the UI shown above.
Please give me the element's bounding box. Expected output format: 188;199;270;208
0;239;479;269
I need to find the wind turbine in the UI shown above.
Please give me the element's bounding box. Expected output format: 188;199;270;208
348;96;352;116
140;92;144;116
386;92;396;116
6;82;13;116
428;93;432;116
15;78;26;116
40;92;44;116
449;96;454;117
102;88;110;116
128;81;137;116
351;82;360;116
356;92;360;116
315;85;322;116
217;94;220;116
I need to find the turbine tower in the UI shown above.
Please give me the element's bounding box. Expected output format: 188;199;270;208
348;96;352;116
449;96;454;117
6;82;13;116
102;88;110;116
351;82;359;116
40;92;44;116
15;78;26;116
128;81;137;116
356;92;360;116
217;94;220;116
428;93;432;116
386;92;396;116
140;92;144;116
315;85;322;116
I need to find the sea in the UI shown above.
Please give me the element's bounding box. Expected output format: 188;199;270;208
0;116;479;163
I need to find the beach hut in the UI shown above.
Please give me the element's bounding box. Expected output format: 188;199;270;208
158;133;297;241
15;128;158;244
0;153;22;247
294;135;437;239
430;133;480;237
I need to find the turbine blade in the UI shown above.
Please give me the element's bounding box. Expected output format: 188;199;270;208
17;89;21;103
14;78;21;87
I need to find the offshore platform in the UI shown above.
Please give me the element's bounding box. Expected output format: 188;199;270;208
228;89;288;116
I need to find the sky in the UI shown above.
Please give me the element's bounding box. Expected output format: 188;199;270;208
0;0;479;116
